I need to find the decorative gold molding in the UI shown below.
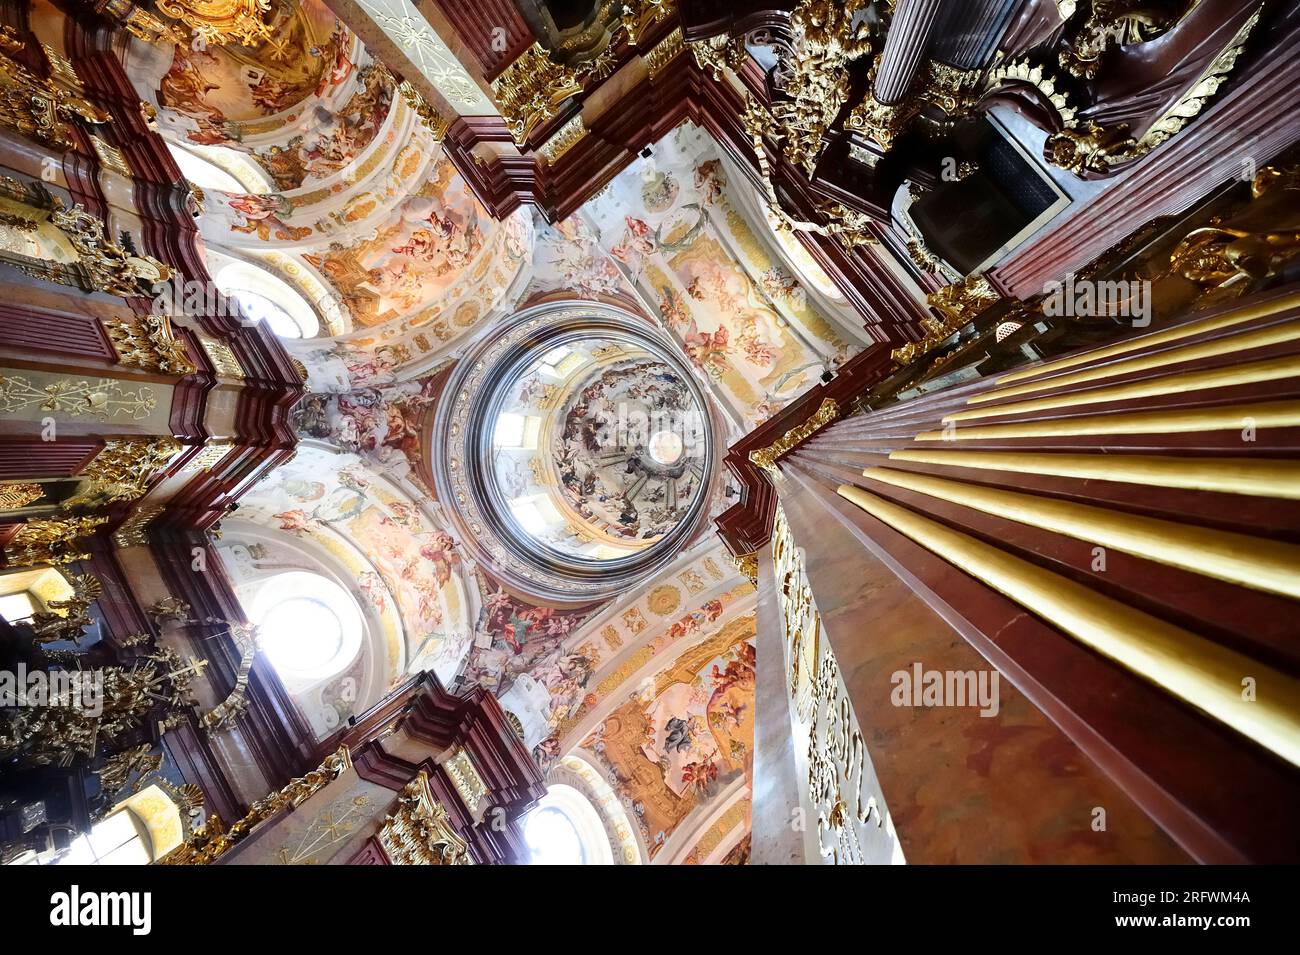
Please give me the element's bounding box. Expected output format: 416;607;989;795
0;482;44;510
892;275;1004;365
1046;7;1260;174
3;515;108;567
90;136;130;176
65;436;180;510
645;26;684;79
444;747;488;816
198;336;245;379
30;198;172;298
748;398;840;472
396;80;449;142
0;374;157;420
111;503;164;548
537;114;586;166
0;28;110;150
160;747;353;864
378;770;473;865
97;0;189;43
732;551;758;587
200;623;258;732
154;0;272;45
105;313;196;376
491;44;586;145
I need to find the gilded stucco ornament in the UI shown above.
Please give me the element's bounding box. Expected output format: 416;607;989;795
1161;161;1300;306
160;747;354;864
768;0;875;175
748;398;840;473
28;572;102;645
3;515;108;568
64;437;182;509
378;770;474;865
1059;0;1189;79
1045;6;1260;175
0;27;110;150
0;483;44;510
47;199;173;297
154;0;273;45
892;275;1004;365
105;315;196;376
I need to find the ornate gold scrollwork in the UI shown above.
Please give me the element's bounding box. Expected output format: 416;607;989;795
444;747;488;816
491;44;587;145
64;437;182;510
46;198;172;297
893;274;1004;365
3;515;108;568
396;80;449;142
689;34;747;81
1059;0;1189;79
772;505;883;863
0;27;110;150
748;398;840;473
0;374;157;420
768;0;875;175
29;572;102;644
1162;161;1300;307
97;0;189;44
378;770;474;865
0;483;44;510
1046;6;1260;174
200;622;258;732
160;747;354;864
105;314;196;376
731;551;759;587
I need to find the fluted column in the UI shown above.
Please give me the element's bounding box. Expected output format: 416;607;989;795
874;0;948;104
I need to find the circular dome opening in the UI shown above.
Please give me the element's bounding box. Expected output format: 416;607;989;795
434;303;715;602
486;336;708;566
648;430;684;466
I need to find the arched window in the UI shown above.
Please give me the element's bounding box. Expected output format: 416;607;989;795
211;261;321;339
250;572;361;682
522;784;613;865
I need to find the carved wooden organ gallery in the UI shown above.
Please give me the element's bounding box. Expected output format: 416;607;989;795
0;0;1297;866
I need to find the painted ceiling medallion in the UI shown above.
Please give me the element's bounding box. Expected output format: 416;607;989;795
431;301;717;603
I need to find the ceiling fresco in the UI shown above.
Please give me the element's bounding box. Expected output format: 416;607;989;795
113;2;891;865
488;340;709;564
583;123;872;426
157;0;349;138
576;610;756;859
231;444;475;685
